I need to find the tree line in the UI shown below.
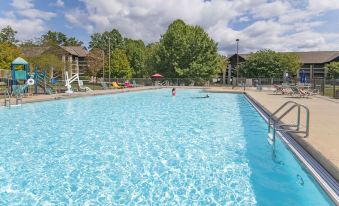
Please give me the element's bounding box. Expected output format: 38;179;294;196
0;20;227;80
2;19;336;80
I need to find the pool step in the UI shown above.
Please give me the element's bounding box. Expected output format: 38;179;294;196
267;132;275;145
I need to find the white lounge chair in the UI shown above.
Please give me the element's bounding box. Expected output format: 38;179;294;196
78;80;93;92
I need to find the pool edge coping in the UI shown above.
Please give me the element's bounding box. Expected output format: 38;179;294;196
244;93;339;204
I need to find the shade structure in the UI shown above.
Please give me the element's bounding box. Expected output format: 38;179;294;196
151;73;163;78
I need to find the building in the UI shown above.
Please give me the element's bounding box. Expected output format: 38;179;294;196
228;51;339;80
21;45;88;77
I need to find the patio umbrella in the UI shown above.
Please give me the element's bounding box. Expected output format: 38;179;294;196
300;70;306;83
151;73;163;78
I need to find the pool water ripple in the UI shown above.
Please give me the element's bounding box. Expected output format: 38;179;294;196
0;89;334;205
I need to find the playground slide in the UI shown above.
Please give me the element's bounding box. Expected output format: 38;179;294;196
12;83;29;96
34;73;54;95
36;81;53;94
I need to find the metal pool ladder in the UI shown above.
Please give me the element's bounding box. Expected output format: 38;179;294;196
4;89;11;107
267;101;310;144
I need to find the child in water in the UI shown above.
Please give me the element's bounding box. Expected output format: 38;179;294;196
172;88;176;96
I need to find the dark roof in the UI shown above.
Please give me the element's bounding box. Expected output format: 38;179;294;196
229;51;339;64
21;46;88;58
290;51;339;64
60;46;88;57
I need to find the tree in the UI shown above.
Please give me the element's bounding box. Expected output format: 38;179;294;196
40;31;83;46
239;50;301;78
125;38;146;77
89;29;125;56
110;49;132;79
0;26;17;44
144;43;160;77
87;48;104;77
155;19;220;79
325;62;339;79
64;37;83;46
0;42;21;70
25;53;64;74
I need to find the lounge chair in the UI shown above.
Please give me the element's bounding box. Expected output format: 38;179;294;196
78;80;93;92
290;86;308;98
124;82;133;88
132;80;140;87
273;85;283;94
112;81;123;89
100;82;109;90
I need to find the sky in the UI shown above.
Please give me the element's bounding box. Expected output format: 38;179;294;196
0;0;339;55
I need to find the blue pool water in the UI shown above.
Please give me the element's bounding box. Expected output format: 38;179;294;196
0;89;334;205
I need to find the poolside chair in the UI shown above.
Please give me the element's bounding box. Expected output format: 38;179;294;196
124;82;133;88
78;80;93;92
112;81;123;89
273;85;283;94
100;82;109;90
132;80;139;87
290;86;307;98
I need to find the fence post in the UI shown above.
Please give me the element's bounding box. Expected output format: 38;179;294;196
333;78;335;98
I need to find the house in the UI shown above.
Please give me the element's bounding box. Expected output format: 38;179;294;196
21;45;88;77
228;51;339;80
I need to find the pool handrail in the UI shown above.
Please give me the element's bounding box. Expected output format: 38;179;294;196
268;101;310;140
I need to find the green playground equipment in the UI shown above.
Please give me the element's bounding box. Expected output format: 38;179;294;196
10;57;30;95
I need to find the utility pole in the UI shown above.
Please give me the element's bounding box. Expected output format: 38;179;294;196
236;39;239;86
102;50;105;81
108;36;111;82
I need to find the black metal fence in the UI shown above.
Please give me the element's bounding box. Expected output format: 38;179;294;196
1;75;339;99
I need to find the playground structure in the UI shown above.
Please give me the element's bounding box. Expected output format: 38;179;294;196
10;57;57;96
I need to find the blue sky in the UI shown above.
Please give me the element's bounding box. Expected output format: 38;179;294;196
0;0;339;54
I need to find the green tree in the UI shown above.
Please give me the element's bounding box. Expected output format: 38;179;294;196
64;37;83;46
110;49;132;79
125;38;146;77
40;31;83;46
0;26;17;44
325;62;339;79
155;19;220;79
0;42;21;70
239;50;301;78
25;53;64;74
87;48;104;77
89;29;125;56
144;42;160;77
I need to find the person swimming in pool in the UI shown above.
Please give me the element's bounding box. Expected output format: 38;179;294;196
192;94;209;99
172;88;176;96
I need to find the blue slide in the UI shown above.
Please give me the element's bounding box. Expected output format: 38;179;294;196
12;83;29;96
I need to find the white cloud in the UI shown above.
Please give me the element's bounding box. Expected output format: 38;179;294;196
0;17;45;40
11;0;33;9
62;0;339;54
308;0;339;12
56;0;64;8
2;0;338;53
17;9;56;20
0;0;57;40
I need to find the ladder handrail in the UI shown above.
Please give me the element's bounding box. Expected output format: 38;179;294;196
268;101;310;138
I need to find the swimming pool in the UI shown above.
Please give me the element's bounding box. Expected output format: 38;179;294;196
0;89;334;205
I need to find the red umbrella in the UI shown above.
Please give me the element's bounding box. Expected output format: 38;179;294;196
151;73;163;78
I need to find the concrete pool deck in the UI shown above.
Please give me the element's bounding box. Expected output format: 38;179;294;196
1;86;338;182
